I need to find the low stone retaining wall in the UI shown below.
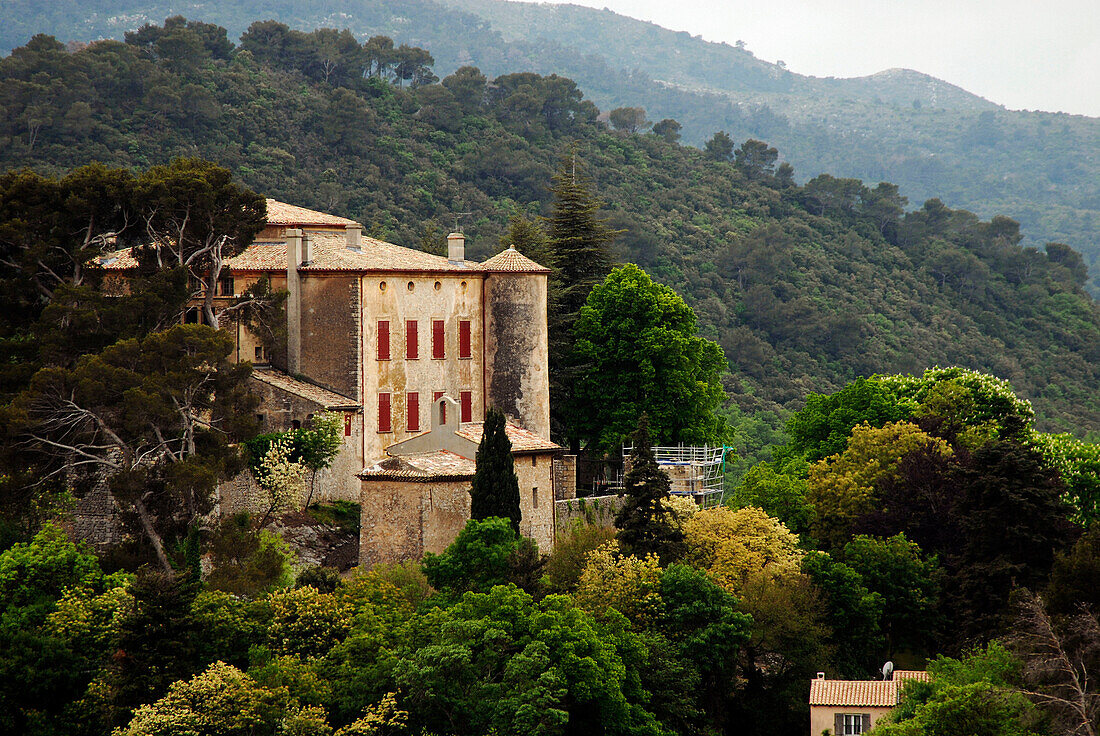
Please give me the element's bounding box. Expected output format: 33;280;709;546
554;494;626;535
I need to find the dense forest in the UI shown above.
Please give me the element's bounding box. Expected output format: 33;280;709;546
2;0;1099;289
1;20;1099;443
3;16;1100;736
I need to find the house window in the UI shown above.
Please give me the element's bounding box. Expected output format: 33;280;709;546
840;714;869;735
343;413;352;437
532;456;537;467
377;321;390;360
407;392;420;432
292;420;301;430
184;307;202;324
460;391;472;423
432;319;445;359
434;391;445;424
458;320;472;359
406;320;418;360
216;276;234;296
254;345;268;363
533;487;538;508
378;393;391;432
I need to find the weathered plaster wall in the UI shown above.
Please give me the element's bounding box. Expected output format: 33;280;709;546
243;377;363;504
515;454;555;551
301;274;361;400
361;273;485;462
809;706;892;736
359;478;472;567
483;273;550;439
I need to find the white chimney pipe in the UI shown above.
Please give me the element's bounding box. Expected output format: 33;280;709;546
286;228;303;374
448;232;465;264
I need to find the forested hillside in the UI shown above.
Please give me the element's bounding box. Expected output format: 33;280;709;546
3;0;1099;287
2;21;1099;437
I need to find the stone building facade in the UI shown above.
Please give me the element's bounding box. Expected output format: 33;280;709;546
101;199;558;563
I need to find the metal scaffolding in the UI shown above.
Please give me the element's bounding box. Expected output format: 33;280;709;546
620;444;732;508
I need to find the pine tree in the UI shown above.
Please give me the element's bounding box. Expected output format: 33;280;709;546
615;415;685;562
469;407;522;533
543;149;619;445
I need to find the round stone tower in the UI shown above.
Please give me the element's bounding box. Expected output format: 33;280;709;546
480;245;552;439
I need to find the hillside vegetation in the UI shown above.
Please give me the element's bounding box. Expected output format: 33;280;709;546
1;21;1099;437
2;0;1099;288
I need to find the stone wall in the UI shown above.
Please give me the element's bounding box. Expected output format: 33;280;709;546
515;454;555;552
359;478;471;567
554;494;627;535
301;274;361;400
71;485;124;551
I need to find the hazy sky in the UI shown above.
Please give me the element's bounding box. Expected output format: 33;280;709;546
514;0;1100;117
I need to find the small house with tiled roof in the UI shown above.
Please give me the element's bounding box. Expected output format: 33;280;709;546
100;199;557;563
809;670;929;735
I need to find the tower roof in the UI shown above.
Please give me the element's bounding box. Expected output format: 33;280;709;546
480;246;552;273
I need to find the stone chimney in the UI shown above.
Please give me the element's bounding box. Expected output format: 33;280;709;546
286;228;303;374
345;223;362;251
447;232;465;264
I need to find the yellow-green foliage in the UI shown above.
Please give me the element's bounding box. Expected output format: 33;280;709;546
46;578;133;650
683;506;803;596
266;586;353;658
334;693;410;736
807;421;953;548
114;661;287;736
543;521;618;593
661;494;699;532
575;542;663;623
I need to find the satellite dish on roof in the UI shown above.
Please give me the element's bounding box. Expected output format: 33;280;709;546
882;661;894;680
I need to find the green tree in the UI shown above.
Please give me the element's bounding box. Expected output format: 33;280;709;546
608;106;649;133
733;139;778;180
704;130;734;161
614;416;686;563
802;551;885;677
571;263;729;451
422;517;536;595
650;118;682;142
134;158;266;328
543;151;618;443
469;407;521;533
842;534;941;658
3;324;255;569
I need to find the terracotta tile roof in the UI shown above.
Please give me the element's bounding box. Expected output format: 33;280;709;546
894;670;931;685
251;369;360;410
809;679;901;708
359;450;476;481
480;246;552;273
265;199;359;227
456;421;561;453
101;232;483;274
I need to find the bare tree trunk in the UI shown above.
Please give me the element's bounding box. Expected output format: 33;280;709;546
133;496;173;572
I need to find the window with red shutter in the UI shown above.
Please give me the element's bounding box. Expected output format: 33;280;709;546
377;321;390;360
407;392;420;432
458;320;471;359
432;320;445;359
406;320;418;359
431;389;444;424
460;391;472;423
378;393;391;432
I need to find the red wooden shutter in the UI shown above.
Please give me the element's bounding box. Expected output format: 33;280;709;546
406;320;418;359
343;413;352;437
458;320;471;359
377;321;390;360
432;319;445;359
434;391;445;424
407;392;420;432
460;391;472;423
378;393;391;432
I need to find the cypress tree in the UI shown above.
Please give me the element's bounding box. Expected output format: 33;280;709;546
469;407;522;533
615;415;685;562
543;149;620;444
